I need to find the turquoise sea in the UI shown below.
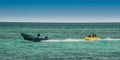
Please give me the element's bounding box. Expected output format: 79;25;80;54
0;22;120;60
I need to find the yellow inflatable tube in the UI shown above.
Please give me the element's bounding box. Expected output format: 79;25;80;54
84;37;99;40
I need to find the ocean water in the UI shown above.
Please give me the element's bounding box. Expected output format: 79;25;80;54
0;22;120;60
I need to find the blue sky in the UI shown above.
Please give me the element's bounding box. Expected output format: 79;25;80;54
0;0;120;22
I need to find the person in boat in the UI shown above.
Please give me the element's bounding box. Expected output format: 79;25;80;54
85;34;99;40
92;34;97;37
88;34;97;38
94;34;97;37
37;33;40;37
87;35;90;37
88;34;92;38
92;34;99;40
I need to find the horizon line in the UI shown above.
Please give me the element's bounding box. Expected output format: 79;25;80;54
0;21;120;23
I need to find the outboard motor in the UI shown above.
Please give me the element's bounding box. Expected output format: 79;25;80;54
45;36;48;40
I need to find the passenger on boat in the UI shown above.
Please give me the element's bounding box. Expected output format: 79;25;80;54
92;34;97;37
85;34;99;40
37;33;40;37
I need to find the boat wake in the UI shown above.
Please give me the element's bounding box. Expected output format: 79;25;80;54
102;37;120;41
41;39;85;42
41;38;120;42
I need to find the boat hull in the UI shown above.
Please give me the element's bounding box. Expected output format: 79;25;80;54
21;33;48;42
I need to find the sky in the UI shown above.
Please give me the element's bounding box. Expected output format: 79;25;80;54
0;0;120;22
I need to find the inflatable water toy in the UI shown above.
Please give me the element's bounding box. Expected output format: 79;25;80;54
84;37;99;40
21;33;48;42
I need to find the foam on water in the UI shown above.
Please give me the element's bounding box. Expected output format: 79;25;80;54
102;37;120;41
41;39;85;42
41;38;120;42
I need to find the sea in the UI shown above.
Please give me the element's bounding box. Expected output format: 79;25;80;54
0;22;120;60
